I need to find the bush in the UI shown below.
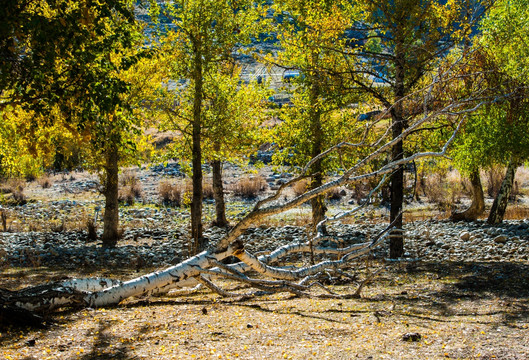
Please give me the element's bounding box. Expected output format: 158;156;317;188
50;219;66;233
348;180;371;204
119;170;143;205
233;176;268;199
203;181;214;200
159;181;183;207
485;166;503;198
291;179;308;197
2;179;27;205
423;171;464;211
38;175;52;189
86;217;98;241
327;187;345;201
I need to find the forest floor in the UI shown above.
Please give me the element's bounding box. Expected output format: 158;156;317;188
1;261;529;360
1;165;529;359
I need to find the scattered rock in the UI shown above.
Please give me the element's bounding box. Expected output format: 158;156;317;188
493;235;508;244
459;231;471;241
401;332;421;342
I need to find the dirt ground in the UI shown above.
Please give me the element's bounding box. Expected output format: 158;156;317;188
1;261;528;360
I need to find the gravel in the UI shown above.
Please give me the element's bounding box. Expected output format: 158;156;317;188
1;218;528;269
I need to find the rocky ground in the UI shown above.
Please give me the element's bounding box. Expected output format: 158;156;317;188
1;164;529;360
0;162;528;269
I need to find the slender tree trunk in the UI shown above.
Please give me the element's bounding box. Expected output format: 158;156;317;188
389;42;406;259
487;160;519;225
191;47;204;255
308;79;326;233
102;145;119;247
451;169;485;221
310;172;326;231
212;159;228;228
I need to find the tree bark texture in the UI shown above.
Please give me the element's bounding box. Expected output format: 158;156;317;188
212;160;228;227
191;46;204;254
102;145;120;247
389;42;406;259
487;160;518;225
450;169;485;221
309;78;326;233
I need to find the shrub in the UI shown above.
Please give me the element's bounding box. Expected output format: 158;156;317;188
86;217;98;241
327;187;344;201
159;180;182;207
1;209;7;232
203;181;214;200
232;176;267;199
423;171;464;211
348;180;371;204
119;170;143;205
38;175;52;189
2;179;27;205
291;179;309;197
50;219;66;233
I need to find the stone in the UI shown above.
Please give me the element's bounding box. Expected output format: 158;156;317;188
459;231;471;241
493;235;508;244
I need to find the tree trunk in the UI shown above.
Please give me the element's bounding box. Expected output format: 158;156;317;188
4;226;392;314
450;169;485;221
308;75;326;234
191;46;204;255
487;160;518;225
102;145;120;247
212;159;228;227
389;42;406;259
310;172;327;233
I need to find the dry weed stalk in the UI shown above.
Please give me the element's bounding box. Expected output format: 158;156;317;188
119;170;143;205
1;209;7;232
159;180;183;207
232;176;268;199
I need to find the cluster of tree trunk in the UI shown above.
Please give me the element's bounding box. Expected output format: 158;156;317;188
451;160;520;224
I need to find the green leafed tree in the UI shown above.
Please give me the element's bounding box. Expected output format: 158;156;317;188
450;0;529;224
0;0;153;246
202;65;271;228
154;0;265;253
268;0;360;232
340;0;490;257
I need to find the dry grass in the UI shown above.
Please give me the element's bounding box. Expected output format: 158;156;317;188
203;181;214;200
503;205;529;220
232;175;268;199
0;209;7;232
159;180;183;207
292;179;309;197
50;219;66;233
1;262;528;359
421;170;466;212
1;178;27;205
119;170;143;205
37;175;53;189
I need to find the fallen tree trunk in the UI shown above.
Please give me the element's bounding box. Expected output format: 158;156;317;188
0;87;494;319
